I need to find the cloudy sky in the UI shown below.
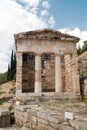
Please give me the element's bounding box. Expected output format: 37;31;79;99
0;0;87;73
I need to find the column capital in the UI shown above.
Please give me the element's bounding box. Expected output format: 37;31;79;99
35;53;42;57
54;52;64;56
54;53;63;57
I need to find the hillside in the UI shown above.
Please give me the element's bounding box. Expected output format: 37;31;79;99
0;81;16;99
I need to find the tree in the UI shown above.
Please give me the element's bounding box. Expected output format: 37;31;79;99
0;72;7;84
77;45;82;55
82;41;87;53
77;41;87;55
7;64;11;81
7;50;16;81
0;50;16;84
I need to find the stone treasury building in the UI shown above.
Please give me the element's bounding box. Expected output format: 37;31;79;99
14;28;80;99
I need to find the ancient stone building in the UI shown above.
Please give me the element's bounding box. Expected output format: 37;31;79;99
14;28;80;99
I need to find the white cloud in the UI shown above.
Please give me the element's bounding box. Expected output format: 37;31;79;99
19;0;40;7
30;7;38;14
0;0;56;73
1;0;86;74
0;0;48;73
40;10;49;17
59;27;87;47
0;61;8;73
48;16;55;27
42;1;50;9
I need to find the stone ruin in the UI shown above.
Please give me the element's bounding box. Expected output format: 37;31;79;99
14;28;81;100
13;28;87;130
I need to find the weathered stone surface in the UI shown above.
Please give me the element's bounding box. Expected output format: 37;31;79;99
21;127;29;130
0;108;10;116
69;120;87;130
0;108;11;128
59;124;74;130
14;103;87;130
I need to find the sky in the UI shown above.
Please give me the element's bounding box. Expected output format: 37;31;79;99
0;0;87;73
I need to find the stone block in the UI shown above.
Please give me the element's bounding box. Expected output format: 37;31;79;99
84;79;87;84
16;101;20;106
44;125;55;130
59;124;74;130
36;126;44;130
31;116;37;123
0;109;10;116
0;115;11;128
37;117;48;125
37;122;45;128
21;127;29;130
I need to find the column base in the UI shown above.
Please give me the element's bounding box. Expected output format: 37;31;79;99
55;86;62;93
35;82;42;93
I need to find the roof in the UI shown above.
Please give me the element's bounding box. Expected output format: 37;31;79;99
14;28;80;43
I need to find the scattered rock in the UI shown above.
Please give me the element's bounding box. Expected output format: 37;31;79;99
21;127;29;130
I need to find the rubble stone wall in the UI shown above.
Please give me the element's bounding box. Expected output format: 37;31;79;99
15;105;74;130
84;79;87;98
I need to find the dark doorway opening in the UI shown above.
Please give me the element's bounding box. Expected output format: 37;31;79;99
41;54;55;92
22;53;35;92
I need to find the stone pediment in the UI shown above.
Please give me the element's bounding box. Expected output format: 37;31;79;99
14;28;80;43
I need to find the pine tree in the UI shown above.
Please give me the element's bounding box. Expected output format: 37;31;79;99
77;41;87;55
82;41;87;52
77;45;82;55
7;64;11;81
7;50;16;81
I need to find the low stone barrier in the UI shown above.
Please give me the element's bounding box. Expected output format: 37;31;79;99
15;105;74;130
0;108;10;128
84;79;87;98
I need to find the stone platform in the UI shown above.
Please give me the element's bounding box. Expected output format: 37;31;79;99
15;92;81;105
14;103;87;130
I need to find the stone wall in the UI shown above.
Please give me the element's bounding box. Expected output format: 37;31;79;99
84;79;87;98
15;105;74;130
15;104;87;130
41;54;55;92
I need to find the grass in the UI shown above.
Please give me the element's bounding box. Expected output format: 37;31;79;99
81;97;87;103
0;100;3;105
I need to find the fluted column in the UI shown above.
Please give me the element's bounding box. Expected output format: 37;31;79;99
71;54;80;93
35;54;42;93
55;54;62;92
16;52;23;96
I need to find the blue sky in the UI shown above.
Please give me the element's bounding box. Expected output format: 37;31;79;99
49;0;87;30
0;0;87;72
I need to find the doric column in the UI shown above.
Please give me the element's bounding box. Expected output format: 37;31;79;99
55;54;62;92
71;54;80;93
64;54;72;91
35;54;42;93
16;52;23;96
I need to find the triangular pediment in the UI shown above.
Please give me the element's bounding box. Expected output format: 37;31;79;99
14;28;80;43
